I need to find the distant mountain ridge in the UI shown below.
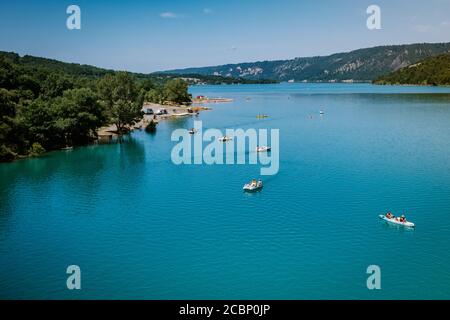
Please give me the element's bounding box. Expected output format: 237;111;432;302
163;42;450;82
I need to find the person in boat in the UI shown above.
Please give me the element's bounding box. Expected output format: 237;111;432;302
399;215;406;222
386;212;393;219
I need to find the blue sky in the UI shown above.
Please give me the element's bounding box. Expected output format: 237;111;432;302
1;0;450;72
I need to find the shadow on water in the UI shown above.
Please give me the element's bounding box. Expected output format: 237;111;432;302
0;135;146;218
2;136;145;180
115;135;146;167
242;190;264;198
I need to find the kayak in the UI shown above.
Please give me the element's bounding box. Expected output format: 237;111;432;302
379;215;415;228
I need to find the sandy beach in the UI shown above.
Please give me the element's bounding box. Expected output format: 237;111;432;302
97;102;211;138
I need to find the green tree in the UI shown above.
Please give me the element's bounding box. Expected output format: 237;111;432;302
28;142;46;157
22;98;60;150
41;73;74;98
53;88;106;146
0;144;15;161
145;88;165;104
17;74;41;98
97;72;143;133
0;56;18;90
0;88;18;161
163;78;192;105
139;79;156;92
0;89;17;141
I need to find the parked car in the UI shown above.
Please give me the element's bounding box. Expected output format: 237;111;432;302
144;108;154;115
156;109;168;115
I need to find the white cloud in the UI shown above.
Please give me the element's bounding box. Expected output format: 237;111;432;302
203;8;213;14
160;12;178;19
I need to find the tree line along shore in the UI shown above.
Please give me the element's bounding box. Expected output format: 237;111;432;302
0;55;192;162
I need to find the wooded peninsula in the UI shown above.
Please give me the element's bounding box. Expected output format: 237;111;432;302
0;52;193;162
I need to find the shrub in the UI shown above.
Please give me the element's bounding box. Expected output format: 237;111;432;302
28;142;46;157
145;120;157;133
0;144;16;162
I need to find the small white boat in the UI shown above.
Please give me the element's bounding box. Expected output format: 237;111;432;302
379;214;415;228
243;179;263;192
256;146;271;152
219;136;232;142
319;110;325;115
188;128;197;134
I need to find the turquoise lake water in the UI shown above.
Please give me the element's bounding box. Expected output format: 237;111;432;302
1;83;450;299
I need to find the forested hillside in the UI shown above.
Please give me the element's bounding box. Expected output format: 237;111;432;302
373;53;450;85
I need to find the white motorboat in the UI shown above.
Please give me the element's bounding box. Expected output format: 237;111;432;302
188;128;197;134
379;214;415;228
243;179;263;192
256;146;271;153
219;136;232;142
